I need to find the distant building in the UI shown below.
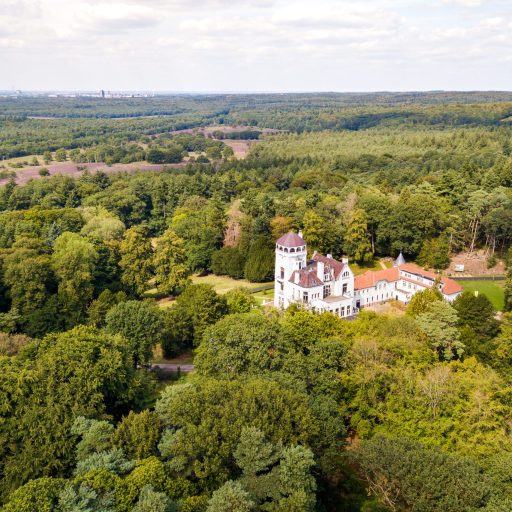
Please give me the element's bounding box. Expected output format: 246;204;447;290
274;232;462;316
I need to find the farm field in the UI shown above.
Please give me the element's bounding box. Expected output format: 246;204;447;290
459;280;505;311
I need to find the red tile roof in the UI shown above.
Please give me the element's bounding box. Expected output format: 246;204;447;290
276;232;306;248
354;262;462;296
398;263;462;295
289;268;323;288
312;253;345;279
354;267;399;290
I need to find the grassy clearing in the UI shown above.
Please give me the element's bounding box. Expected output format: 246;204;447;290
351;259;387;276
191;274;273;294
459;280;505;311
252;287;275;305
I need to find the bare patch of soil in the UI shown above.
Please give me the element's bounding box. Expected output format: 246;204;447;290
448;250;506;277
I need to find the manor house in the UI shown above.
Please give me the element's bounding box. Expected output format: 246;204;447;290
274;231;462;317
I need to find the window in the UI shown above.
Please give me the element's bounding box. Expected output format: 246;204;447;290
342;283;348;294
280;267;284;279
323;285;331;298
341;306;345;316
279;282;284;292
343;271;349;277
303;292;308;303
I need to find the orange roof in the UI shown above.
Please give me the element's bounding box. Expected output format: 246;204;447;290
354;263;462;296
398;263;462;295
354;267;399;290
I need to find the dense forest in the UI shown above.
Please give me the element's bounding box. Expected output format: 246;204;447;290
1;93;512;511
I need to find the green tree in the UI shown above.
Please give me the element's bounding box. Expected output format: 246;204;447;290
3;246;54;317
195;312;285;377
153;228;190;295
2;477;65;512
416;301;464;360
504;269;512;312
119;227;153;296
344;209;373;264
51;232;98;327
133;485;176;512
244;237;274;282
417;238;451;269
453;291;499;340
156;378;317;490
354;435;491;512
113;410;161;460
164;284;227;353
211;247;245;279
87;289;127;328
225;288;257;314
55;148;67;162
81;211;126;242
207;481;254;512
405;288;443;317
105;300;166;367
0;326;140;500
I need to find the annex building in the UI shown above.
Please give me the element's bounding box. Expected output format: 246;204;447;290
274;231;462;317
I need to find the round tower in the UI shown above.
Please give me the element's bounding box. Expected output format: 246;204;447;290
274;231;307;308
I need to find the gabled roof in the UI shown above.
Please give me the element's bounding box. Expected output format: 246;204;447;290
289;267;323;288
354;267;399;290
354;262;463;296
312;253;345;279
276;231;306;248
399;263;462;295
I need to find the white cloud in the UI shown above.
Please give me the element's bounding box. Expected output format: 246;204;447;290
443;0;486;6
0;0;510;91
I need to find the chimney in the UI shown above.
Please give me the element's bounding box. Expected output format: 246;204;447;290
327;253;332;259
298;230;303;238
312;250;317;258
317;261;324;281
342;257;349;265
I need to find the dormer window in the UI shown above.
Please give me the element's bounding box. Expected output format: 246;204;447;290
343;271;349;278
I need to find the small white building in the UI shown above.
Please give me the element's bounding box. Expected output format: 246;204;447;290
274;232;462;315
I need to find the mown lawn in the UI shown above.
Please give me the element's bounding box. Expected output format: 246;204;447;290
350;259;387;276
191;274;273;294
252;287;275;305
459;280;505;311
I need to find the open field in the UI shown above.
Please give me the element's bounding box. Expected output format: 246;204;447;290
459;280;505;311
191;274;273;294
0;160;186;186
351;259;389;275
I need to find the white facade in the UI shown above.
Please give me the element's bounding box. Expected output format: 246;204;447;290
274;232;463;315
274;232;355;317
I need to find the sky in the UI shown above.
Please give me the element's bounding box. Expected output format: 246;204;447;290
0;0;511;92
